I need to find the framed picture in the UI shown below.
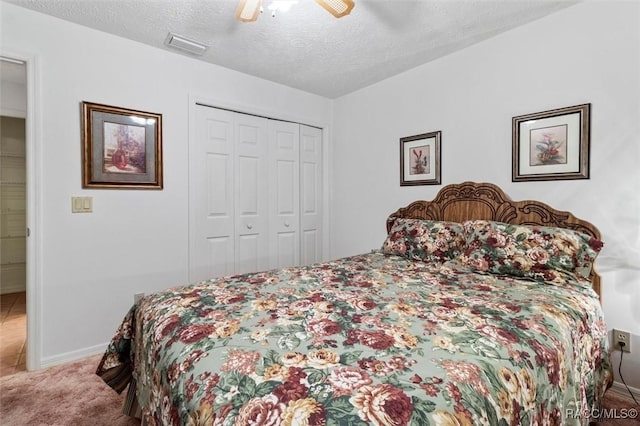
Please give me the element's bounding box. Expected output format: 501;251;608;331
400;131;441;186
81;101;163;189
512;103;590;182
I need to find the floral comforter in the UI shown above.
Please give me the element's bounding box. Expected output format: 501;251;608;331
97;251;612;426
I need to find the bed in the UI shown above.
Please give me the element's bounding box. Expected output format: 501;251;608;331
97;181;613;425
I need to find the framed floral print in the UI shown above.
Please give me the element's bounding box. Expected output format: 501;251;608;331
512;103;590;182
81;101;163;189
400;131;441;186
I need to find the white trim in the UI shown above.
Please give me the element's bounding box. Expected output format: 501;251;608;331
1;49;43;371
25;53;42;372
40;342;107;369
608;380;640;402
321;122;331;262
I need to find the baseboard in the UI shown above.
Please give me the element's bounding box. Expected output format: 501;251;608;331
39;342;108;369
0;284;26;295
608;380;640;402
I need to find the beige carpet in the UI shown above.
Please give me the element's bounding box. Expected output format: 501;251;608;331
0;355;138;426
596;391;640;426
0;354;638;425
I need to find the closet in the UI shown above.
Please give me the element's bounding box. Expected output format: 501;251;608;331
189;104;323;282
0;116;27;294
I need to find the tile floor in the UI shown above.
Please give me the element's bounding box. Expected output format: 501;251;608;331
0;291;27;377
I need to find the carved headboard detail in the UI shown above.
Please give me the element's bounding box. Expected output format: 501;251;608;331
386;182;602;297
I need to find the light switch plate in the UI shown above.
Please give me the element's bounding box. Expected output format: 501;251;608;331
71;196;93;213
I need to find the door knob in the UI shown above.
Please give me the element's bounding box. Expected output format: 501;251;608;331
247;223;253;229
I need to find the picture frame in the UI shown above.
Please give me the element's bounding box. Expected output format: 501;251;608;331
512;103;590;182
400;131;441;186
81;101;163;189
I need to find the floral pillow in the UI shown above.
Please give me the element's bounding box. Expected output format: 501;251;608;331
382;218;465;262
458;220;603;282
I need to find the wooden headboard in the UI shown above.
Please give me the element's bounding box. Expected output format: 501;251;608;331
386;182;602;297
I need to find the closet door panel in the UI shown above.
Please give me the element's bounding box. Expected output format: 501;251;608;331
273;158;297;269
277;161;296;213
207;154;232;218
206;236;233;278
190;106;235;281
300;125;323;265
236;234;261;274
205;152;235;277
276;232;297;269
269;121;300;269
235;114;269;274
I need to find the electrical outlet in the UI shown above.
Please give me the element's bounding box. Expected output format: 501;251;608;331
613;329;631;353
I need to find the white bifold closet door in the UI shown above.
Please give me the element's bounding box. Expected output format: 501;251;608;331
300;125;323;266
189;104;322;283
268;120;300;269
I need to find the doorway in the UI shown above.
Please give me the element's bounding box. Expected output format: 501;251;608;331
0;56;28;375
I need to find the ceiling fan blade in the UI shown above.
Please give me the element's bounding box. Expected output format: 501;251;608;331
315;0;355;18
235;0;262;22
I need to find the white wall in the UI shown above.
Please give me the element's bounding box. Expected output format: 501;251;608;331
332;1;640;391
0;2;332;365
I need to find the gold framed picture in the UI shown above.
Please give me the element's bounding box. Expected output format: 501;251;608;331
81;101;163;189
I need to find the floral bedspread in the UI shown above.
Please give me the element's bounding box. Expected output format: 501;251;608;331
97;251;612;426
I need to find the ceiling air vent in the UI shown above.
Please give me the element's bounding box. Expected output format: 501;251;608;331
164;32;208;56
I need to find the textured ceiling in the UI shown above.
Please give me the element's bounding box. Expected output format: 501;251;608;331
5;0;577;98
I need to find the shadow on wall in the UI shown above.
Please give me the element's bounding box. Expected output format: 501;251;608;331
602;267;640;392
